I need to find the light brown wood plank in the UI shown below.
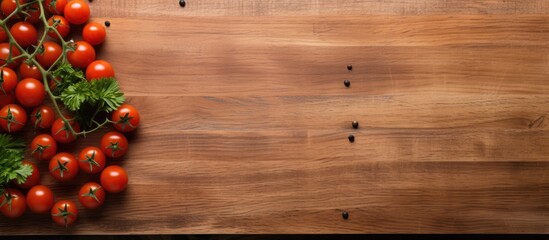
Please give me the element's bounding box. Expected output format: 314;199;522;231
93;16;549;96
90;0;549;17
2;161;549;234
130;95;549;130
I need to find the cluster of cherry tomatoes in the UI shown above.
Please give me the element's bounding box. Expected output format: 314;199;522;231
0;0;141;227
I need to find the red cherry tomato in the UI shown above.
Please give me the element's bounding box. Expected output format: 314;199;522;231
100;131;129;158
19;61;41;80
47;15;70;40
0;91;14;108
67;41;95;68
23;3;40;24
15;78;45;107
86;60;114;81
0;104;26;132
26;185;54;213
82;22;106;46
78;182;105;209
100;165;128;193
13;160;40;189
51;200;78;226
0;188;26;218
0;67;17;93
30;105;55;129
51;118;80;144
36;41;62;69
1;0;26;18
78;146;106;174
0;43;21;68
49;152;79;182
63;0;89;25
10;22;38;48
0;28;6;42
111;103;140;132
31;134;58;161
45;0;67;14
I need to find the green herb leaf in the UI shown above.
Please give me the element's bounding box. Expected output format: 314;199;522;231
50;62;86;95
91;78;125;113
0;134;30;190
60;81;97;111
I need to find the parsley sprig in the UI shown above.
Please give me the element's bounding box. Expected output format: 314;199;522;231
0;134;32;194
53;63;125;129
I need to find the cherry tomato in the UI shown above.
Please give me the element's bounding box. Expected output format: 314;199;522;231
10;22;37;48
47;15;70;40
0;104;26;132
100;131;128;158
51;118;80;144
63;0;89;25
31;134;57;161
49;152;79;182
23;3;40;24
30;105;55;129
0;188;26;218
36;41;62;69
78;182;105;209
78;146;106;174
67;41;95;68
13;160;40;189
0;28;6;42
0;67;17;93
45;0;67;14
82;22;106;46
86;60;114;81
15;78;45;107
51;200;78;227
26;185;54;213
19;61;41;80
0;43;21;68
100;165;128;193
1;0;26;18
0;91;14;108
112;103;140;132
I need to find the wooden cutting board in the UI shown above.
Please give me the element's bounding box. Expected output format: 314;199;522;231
3;0;549;234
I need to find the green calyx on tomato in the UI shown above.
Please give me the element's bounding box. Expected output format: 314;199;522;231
106;142;123;158
0;105;21;132
80;186;101;203
115;112;135;131
52;203;74;227
80;151;100;172
0;191;15;211
51;159;69;178
31;143;49;159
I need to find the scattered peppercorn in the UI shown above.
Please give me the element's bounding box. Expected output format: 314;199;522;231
104;21;111;27
347;64;352;71
344;80;350;87
352;121;359;129
342;211;349;219
179;0;186;7
348;135;355;143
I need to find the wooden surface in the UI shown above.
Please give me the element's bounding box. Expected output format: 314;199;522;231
3;0;549;234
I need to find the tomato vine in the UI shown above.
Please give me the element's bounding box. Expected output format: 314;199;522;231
0;0;123;139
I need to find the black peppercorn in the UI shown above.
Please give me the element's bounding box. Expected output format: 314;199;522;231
352;121;359;129
179;0;186;7
342;211;349;219
344;80;350;87
88;0;93;2
104;21;111;27
347;64;352;71
348;135;355;143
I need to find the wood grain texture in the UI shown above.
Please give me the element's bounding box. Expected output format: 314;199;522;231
2;0;549;234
